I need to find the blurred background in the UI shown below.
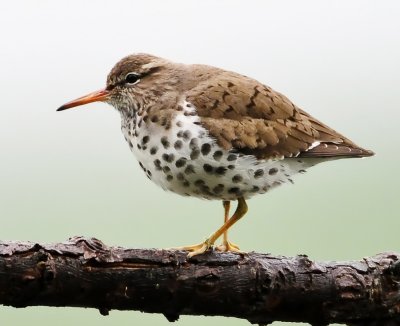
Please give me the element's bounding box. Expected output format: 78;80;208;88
0;1;399;325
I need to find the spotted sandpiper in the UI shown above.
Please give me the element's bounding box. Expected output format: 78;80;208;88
58;54;374;257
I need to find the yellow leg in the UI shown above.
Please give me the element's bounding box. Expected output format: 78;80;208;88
222;201;230;244
175;197;248;258
216;201;241;252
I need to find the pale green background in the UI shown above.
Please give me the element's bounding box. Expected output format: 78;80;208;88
0;0;399;325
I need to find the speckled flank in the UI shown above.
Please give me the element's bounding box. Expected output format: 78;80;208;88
121;100;318;200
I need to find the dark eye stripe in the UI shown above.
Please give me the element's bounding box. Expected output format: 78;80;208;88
106;66;162;90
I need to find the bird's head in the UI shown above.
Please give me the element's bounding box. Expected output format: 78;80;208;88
57;53;179;113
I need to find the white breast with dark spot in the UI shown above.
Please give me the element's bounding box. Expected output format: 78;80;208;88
121;101;318;200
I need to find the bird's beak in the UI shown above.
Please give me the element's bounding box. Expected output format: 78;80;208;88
57;89;110;111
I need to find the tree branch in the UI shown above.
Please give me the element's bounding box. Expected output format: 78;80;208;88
0;237;399;325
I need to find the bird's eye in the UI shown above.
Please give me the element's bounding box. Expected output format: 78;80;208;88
125;73;140;85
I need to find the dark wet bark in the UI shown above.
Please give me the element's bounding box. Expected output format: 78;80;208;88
0;237;399;325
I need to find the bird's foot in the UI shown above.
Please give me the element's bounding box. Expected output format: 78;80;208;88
171;239;213;258
215;241;243;253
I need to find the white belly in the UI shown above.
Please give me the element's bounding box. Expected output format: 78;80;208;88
121;101;318;200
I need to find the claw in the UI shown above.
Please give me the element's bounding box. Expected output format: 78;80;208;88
216;241;243;253
169;198;248;258
187;242;211;258
170;240;213;258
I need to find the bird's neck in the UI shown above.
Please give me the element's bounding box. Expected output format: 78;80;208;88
109;94;143;121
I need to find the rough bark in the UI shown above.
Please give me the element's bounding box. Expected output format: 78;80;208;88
0;237;399;325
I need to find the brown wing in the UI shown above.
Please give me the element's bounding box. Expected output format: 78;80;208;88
186;69;373;159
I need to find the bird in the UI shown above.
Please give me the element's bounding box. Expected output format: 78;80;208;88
58;53;374;257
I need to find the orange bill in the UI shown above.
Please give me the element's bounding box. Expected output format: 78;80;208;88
57;89;110;111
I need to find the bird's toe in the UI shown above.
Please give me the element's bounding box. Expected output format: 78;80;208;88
216;240;243;253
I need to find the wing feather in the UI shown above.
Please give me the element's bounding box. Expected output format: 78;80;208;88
186;68;373;159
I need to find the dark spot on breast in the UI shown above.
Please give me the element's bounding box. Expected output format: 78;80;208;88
176;121;183;127
162;153;175;163
142;136;149;144
128;140;133;148
137;144;141;150
183;130;192;141
174;140;183;150
184;110;196;116
150;115;158;123
252;186;260;192
215;166;227;175
162;166;171;173
228;187;241;194
184;165;195;174
213;150;223;161
189;138;199;149
232;175;243;183
176;172;185;181
213;184;224;194
154;159;161;170
200;185;211;194
150;147;158;155
160;117;167;126
269;168;278;175
194;179;205;187
166;175;173;181
203;164;213;173
298;169;306;173
183;180;190;187
254;169;264;178
190;149;200;160
175;158;187;168
161;136;170;149
227;154;237;161
201;143;211;156
227;165;235;170
177;131;183;138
